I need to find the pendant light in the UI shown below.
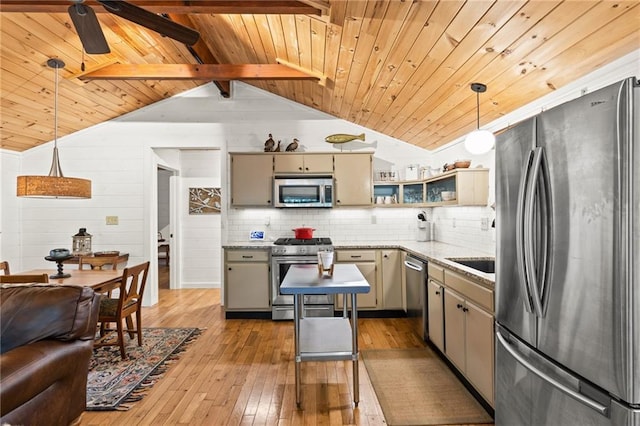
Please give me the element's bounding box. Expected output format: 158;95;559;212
464;82;495;155
17;58;92;198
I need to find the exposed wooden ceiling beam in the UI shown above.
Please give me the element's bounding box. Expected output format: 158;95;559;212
0;1;322;15
166;13;231;98
78;64;321;81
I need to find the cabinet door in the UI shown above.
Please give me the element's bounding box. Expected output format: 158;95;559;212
304;154;334;173
225;262;270;310
444;288;466;371
334;154;372;206
273;154;333;173
273;154;304;173
231;155;273;206
465;300;495;405
336;262;377;309
381;250;402;309
427;280;445;352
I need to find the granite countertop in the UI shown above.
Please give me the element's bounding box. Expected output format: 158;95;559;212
223;240;495;288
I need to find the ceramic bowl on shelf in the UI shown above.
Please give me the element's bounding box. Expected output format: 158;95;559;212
441;191;456;201
454;160;471;168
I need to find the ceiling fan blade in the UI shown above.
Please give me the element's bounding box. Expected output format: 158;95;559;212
68;3;110;54
98;0;200;46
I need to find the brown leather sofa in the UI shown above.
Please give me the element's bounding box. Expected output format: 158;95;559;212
0;284;100;426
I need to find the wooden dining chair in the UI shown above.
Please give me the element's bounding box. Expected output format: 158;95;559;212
96;261;150;359
79;256;119;270
0;261;9;275
0;274;49;284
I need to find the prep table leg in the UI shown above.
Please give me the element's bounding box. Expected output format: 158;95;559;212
351;292;359;406
294;294;301;407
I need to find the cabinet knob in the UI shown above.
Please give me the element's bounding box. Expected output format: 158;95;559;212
305;167;309;171
299;167;303;170
383;254;389;258
462;307;469;313
456;303;463;309
228;267;232;271
435;291;440;295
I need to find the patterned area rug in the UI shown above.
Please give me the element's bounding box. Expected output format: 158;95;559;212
87;327;201;411
362;348;493;425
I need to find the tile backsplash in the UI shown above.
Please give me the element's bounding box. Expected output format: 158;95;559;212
225;206;495;254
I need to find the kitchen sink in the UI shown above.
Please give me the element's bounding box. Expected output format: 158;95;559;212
446;258;495;274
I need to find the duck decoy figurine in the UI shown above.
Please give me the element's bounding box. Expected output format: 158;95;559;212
264;133;275;152
286;138;299;152
273;140;282;152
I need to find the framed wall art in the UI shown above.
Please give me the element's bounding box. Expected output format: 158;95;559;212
189;187;221;214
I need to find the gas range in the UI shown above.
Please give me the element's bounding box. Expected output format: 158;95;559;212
271;237;333;256
271;236;335;320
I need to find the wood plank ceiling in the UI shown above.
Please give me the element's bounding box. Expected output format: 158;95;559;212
1;1;638;153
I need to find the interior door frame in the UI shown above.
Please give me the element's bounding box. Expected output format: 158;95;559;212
156;164;179;290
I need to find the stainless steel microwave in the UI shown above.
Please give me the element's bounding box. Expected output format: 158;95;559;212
273;176;333;208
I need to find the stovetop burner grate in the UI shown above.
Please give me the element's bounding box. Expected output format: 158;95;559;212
273;237;332;246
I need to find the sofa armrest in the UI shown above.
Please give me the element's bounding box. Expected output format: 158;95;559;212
1;284;99;354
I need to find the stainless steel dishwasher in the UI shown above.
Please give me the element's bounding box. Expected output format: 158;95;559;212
404;255;426;340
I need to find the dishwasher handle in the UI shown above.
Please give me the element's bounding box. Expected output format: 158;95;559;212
404;259;424;272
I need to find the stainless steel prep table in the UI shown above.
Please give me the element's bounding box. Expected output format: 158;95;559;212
280;264;370;407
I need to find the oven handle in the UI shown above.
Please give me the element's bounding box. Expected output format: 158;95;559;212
272;256;320;264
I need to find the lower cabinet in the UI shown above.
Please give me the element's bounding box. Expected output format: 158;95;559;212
224;249;270;311
443;282;494;406
427;279;445;352
380;249;403;310
335;250;377;309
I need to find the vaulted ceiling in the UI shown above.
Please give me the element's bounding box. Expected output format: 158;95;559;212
1;1;638;153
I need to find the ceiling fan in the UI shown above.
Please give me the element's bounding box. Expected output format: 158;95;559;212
68;0;200;54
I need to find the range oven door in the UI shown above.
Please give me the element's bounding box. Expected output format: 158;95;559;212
271;255;334;307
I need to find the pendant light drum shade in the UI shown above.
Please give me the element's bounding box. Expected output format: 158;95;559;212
17;175;91;198
16;58;91;199
464;82;495;155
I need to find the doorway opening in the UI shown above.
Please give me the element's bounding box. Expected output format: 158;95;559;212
157;167;173;289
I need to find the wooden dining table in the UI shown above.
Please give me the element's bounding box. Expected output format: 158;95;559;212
18;269;122;293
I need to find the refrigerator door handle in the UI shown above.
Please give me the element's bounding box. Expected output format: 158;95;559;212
496;330;610;416
516;149;535;314
524;147;545;317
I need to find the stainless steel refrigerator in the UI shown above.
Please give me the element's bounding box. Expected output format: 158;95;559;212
495;77;639;425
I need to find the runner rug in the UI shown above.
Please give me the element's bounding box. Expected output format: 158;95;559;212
362;348;493;425
87;327;201;411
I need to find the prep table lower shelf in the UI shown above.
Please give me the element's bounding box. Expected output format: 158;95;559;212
298;317;353;361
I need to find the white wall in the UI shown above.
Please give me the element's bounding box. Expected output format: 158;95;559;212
179;150;222;288
0;151;21;269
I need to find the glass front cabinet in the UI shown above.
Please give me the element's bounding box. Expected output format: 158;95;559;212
402;183;424;204
373;168;489;207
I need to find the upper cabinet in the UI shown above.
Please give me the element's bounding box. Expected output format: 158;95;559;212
230;152;373;208
373;168;489;207
334;153;373;206
274;153;334;174
425;168;488;206
230;154;273;207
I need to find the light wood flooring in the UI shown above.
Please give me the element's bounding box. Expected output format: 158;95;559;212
80;272;488;425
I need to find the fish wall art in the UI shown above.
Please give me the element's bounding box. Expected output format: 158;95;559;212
324;133;366;144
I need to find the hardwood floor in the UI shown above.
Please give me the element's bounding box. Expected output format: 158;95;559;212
79;287;476;425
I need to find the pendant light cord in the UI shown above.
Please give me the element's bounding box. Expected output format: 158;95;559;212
54;63;59;148
476;90;480;130
46;58;66;178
